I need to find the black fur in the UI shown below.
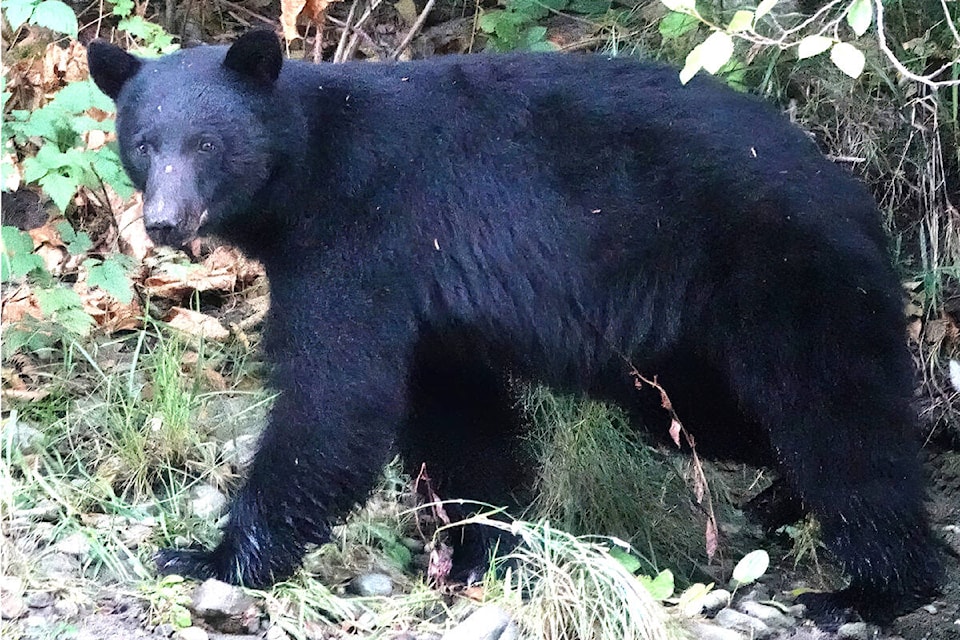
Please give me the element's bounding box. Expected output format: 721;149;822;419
87;30;940;621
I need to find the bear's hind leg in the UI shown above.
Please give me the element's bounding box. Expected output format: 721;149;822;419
714;269;941;622
400;339;531;582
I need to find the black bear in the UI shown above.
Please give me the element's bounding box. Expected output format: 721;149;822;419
87;30;939;620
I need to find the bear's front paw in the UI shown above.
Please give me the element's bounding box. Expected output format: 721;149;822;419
155;547;222;582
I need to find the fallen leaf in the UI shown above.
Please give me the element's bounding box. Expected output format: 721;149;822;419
164;307;230;341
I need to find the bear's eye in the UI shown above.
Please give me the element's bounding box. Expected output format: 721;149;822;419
198;140;216;153
136;143;149;156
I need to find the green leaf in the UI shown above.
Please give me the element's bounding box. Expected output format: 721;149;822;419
732;549;769;586
55;307;95;335
796;35;833;59
567;0;609;14
660;0;696;15
36;287;83;315
85;257;134;303
109;0;135;17
609;546;643;574
479;11;504;33
727;10;754;33
659;12;699;39
677;582;715;615
1;226;44;281
170;605;192;630
30;0;79;37
638;569;675;600
56;221;93;256
754;0;778;19
700;31;734;74
38;172;79;212
846;0;871;37
3;0;38;30
830;41;865;78
523;25;549;48
680;43;704;84
52;80;116;116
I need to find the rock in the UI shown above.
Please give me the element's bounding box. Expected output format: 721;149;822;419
221;435;259;467
714;608;773;639
736;601;794;628
53;597;80;618
9;419;44;454
55;531;92;557
700;588;732;614
191;580;255;618
190;579;260;633
122;523;154;548
442;605;518;640
190;485;228;520
175;627;210;640
25;591;55;608
837;621;870;640
347;572;394;597
38;552;81;577
402;537;426;553
922;603;938;614
0;576;27;620
264;625;290;640
689;622;747;640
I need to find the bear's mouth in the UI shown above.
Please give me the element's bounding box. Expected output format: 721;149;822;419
142;205;208;249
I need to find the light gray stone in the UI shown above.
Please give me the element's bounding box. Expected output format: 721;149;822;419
689;622;747;640
0;581;27;620
837;621;870;640
714;607;773;639
25;591;55;608
736;600;794;628
190;484;228;520
190;579;255;618
56;531;92;557
700;588;732;614
442;605;518;640
347;572;394;597
175;627;210;640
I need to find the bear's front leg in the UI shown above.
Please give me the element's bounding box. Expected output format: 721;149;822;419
157;332;411;587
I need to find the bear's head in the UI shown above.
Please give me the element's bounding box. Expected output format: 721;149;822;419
87;30;287;248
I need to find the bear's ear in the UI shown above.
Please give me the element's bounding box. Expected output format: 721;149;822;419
223;29;283;86
87;40;142;100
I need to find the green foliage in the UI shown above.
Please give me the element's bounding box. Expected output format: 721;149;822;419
1;226;45;281
3;0;79;38
1;222;136;356
656;0;876;83
140;574;193;629
731;549;769;587
480;0;611;51
5;79;134;211
637;568;675;600
85;255;136;304
109;0;179;55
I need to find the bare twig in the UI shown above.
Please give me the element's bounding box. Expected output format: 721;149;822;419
874;0;960;88
211;0;277;27
390;0;436;60
334;0;360;63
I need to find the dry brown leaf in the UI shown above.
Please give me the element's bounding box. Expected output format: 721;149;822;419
907;317;923;344
281;0;341;41
281;0;308;40
164;307;230;341
115;193;153;260
203;246;265;286
0;286;43;324
77;282;144;333
144;267;237;300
